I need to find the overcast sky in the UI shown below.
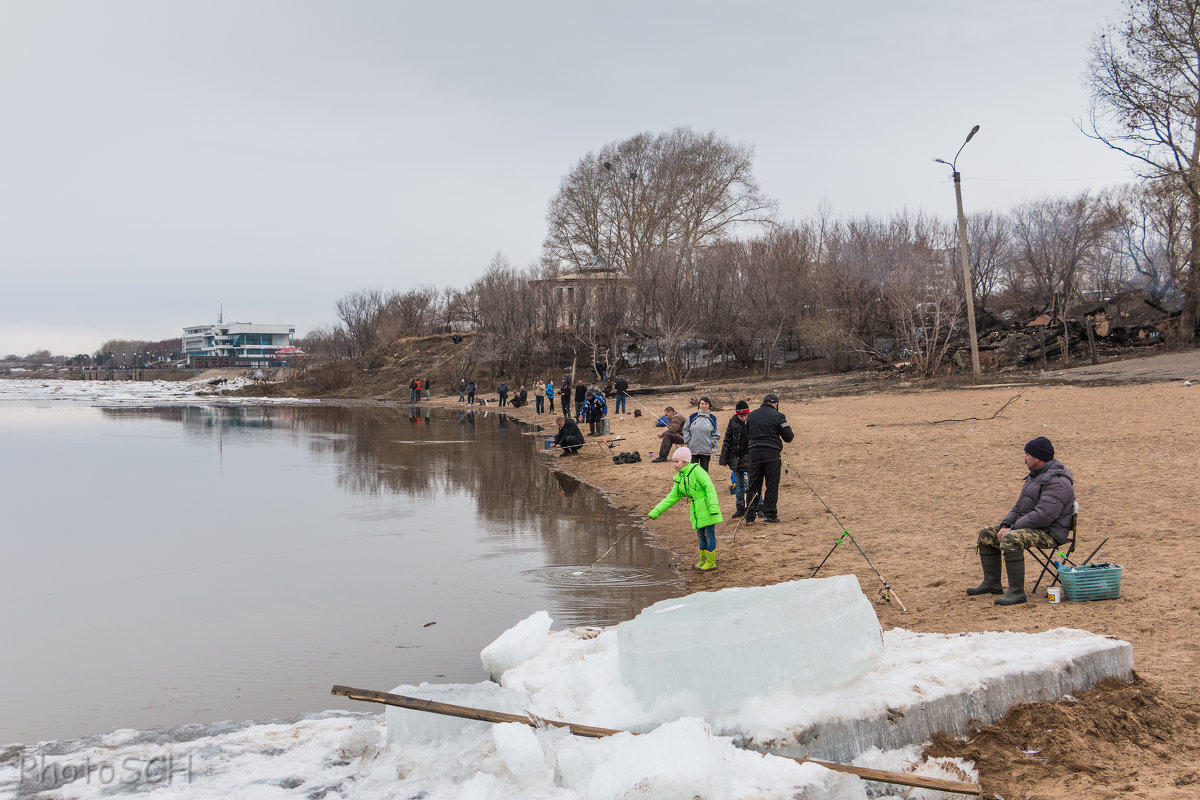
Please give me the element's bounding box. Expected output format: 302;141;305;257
1;0;1135;356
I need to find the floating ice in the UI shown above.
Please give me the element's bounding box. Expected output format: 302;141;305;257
481;609;553;680
618;575;883;713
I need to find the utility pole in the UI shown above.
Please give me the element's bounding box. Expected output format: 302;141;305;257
936;125;982;380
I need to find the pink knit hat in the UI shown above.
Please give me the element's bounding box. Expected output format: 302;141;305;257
671;446;692;462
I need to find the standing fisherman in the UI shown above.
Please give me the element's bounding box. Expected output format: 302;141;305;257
647;446;724;571
742;393;794;525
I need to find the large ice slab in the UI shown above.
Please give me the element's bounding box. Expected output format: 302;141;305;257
617;576;883;713
731;627;1134;763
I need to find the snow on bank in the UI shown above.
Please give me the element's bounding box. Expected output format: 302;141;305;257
0;377;318;405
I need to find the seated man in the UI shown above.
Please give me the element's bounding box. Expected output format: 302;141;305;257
652;406;686;462
968;436;1076;606
550;415;585;456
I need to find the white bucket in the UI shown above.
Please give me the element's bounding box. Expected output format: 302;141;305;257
1047;586;1063;604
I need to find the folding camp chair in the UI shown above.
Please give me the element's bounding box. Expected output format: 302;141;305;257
1030;501;1078;593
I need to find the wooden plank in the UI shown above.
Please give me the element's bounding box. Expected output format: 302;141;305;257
331;685;982;796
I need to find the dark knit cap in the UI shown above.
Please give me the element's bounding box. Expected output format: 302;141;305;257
762;393;780;405
735;400;750;411
1024;436;1054;462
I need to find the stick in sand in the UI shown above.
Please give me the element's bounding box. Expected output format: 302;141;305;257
572;516;650;576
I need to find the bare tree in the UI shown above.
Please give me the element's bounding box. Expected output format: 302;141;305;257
1106;183;1189;303
627;247;703;384
965;211;1013;314
1086;0;1200;340
544;127;776;275
335;288;389;356
1010;194;1110;364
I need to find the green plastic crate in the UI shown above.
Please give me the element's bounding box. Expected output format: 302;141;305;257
1058;563;1122;601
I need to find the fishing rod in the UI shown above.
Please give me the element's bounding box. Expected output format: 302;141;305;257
572;516;651;576
782;459;908;612
730;492;759;543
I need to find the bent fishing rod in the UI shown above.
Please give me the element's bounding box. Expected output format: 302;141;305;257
778;458;908;612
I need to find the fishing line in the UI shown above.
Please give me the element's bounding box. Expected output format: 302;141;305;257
781;459;908;612
573;516;651;576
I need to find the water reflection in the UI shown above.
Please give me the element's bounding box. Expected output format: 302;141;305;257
0;403;680;743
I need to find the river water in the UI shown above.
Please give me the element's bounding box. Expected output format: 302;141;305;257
0;388;679;744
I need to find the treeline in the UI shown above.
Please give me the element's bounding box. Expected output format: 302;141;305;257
302;171;1189;383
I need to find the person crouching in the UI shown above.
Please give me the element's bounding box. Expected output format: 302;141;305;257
647;446;725;571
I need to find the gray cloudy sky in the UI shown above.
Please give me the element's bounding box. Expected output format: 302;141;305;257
1;0;1133;355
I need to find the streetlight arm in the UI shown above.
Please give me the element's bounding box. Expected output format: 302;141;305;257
951;124;981;170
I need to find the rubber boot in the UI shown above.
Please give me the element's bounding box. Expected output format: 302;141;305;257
995;551;1027;606
966;544;1004;596
698;550;716;571
693;550;707;570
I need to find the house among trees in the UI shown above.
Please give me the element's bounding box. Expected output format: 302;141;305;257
182;320;296;367
536;254;632;329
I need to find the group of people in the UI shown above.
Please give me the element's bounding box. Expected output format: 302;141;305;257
644;394;1074;601
408;378;432;403
648;394;794;571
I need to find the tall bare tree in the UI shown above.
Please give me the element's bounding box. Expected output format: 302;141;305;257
1087;0;1200;340
335;288;390;356
543;127;776;275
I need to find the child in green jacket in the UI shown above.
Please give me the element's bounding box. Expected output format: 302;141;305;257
648;446;725;570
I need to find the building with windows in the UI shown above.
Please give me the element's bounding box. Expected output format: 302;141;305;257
535;256;633;329
182;321;296;367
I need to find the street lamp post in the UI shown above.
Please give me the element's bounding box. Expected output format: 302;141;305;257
935;124;982;380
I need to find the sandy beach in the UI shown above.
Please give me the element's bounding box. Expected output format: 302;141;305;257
414;354;1200;799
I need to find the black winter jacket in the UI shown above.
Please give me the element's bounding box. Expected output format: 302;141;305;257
718;416;750;472
745;402;794;452
553;418;585;448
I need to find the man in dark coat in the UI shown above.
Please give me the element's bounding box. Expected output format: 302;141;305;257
742;393;794;524
551;416;585;455
967;436;1076;606
613;376;629;415
574;380;588;419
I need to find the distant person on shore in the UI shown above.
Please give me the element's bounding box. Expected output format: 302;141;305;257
967;437;1076;606
574;380;587;420
647;446;724;571
742;394;794;525
424;378;432;400
546;381;555;413
682;396;719;472
652;406;686;462
534;379;546;414
550;415;585;455
613;376;629;414
467;380;476;405
409;379;418;404
498;381;509;407
583;389;607;435
719;400;752;518
458;379;466;402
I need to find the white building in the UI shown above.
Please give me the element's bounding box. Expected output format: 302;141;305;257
182;321;295;367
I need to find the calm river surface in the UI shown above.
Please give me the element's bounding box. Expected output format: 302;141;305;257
0;392;679;744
